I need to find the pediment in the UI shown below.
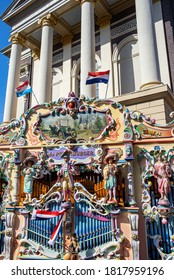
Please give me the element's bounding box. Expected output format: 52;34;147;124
1;0;32;20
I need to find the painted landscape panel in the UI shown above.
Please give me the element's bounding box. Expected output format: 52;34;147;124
38;111;108;141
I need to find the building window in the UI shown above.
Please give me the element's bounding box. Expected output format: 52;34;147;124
113;35;141;95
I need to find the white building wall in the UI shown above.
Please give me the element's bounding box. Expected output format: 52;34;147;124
16;96;24;118
99;25;113;99
62;42;72;96
52;68;63;101
31;58;40;107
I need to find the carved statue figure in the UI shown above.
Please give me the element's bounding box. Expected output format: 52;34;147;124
57;150;76;202
14;149;20;164
23;159;36;203
35;149;49;178
103;153;119;203
0;153;6;177
67;233;80;260
153;153;171;205
0;153;12;203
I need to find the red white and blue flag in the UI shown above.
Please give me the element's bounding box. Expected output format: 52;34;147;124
31;209;66;219
48;215;64;245
86;70;110;85
15;80;32;97
31;208;66;245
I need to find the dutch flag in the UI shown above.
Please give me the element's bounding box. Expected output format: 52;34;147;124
15;80;32;97
86;70;110;85
31;208;66;246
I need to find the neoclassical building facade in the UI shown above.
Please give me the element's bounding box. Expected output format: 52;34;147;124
1;0;174;124
0;0;174;261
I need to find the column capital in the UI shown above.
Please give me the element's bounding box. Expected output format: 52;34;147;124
9;33;26;46
32;49;40;61
97;13;112;28
61;34;73;45
76;0;98;5
38;13;58;28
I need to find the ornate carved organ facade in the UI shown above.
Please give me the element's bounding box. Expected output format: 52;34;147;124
0;93;174;260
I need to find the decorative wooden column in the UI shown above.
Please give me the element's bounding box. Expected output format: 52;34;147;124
127;161;136;206
2;212;16;260
125;143;136;206
13;149;21;205
128;214;139;260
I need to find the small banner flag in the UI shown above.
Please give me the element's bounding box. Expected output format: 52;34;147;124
31;209;66;220
86;70;110;85
15;80;32;97
31;208;66;245
48;215;64;245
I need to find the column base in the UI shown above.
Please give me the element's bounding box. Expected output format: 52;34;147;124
140;81;163;90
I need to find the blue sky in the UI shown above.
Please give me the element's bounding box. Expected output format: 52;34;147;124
0;1;13;123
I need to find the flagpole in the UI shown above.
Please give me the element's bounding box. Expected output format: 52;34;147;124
105;71;110;99
105;82;109;99
28;57;39;106
32;90;39;104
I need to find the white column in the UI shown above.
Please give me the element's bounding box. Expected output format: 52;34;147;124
80;0;96;98
3;34;25;122
62;34;73;96
135;0;162;89
38;14;57;104
97;14;113;99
